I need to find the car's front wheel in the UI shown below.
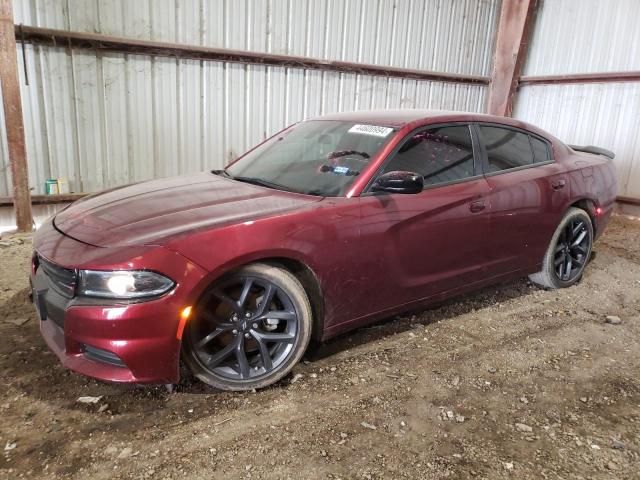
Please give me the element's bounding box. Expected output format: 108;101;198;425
529;207;594;289
183;263;312;391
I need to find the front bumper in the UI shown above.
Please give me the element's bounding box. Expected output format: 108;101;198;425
31;218;209;384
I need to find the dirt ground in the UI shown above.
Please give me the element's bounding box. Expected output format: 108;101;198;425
0;215;639;480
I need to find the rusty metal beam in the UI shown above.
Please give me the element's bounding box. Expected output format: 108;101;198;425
617;196;640;207
0;1;32;232
487;0;538;116
15;25;490;86
0;193;86;207
519;71;640;86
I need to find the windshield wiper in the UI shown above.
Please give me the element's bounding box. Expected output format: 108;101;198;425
231;176;291;192
216;170;318;195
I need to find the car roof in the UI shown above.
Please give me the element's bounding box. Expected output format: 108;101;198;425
307;109;552;139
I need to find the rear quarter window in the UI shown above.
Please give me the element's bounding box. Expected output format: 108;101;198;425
479;125;533;172
531;136;551;163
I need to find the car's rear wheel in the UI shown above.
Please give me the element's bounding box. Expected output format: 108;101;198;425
529;207;593;289
183;263;312;391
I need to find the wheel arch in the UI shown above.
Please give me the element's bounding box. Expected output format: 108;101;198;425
567;197;598;235
189;254;326;345
258;257;325;343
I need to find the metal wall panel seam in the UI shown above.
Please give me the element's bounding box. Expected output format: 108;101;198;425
35;41;53;184
122;1;134;188
64;0;83;191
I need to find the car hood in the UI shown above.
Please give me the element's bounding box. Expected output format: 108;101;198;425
53;172;321;247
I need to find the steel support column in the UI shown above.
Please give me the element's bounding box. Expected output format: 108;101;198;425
487;0;537;116
0;0;32;232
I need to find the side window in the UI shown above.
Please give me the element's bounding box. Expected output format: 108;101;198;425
382;125;475;187
530;136;550;163
479;126;533;172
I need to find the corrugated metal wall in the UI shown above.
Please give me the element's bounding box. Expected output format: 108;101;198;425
514;0;640;198
0;0;501;196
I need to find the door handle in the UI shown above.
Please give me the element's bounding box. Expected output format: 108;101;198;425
469;200;486;213
552;179;566;191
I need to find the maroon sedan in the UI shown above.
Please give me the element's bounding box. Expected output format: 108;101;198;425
30;110;617;390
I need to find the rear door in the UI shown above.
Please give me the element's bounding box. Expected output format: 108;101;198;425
356;124;494;315
476;124;569;275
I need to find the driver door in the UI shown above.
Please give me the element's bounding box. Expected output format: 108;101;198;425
356;124;494;315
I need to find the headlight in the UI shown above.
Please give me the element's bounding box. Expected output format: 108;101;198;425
78;270;175;299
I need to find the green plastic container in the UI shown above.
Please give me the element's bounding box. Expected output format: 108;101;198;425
45;179;59;195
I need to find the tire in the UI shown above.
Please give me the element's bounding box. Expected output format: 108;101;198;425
529;207;594;289
183;263;312;391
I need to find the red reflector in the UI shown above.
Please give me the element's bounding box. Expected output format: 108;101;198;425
596;207;603;215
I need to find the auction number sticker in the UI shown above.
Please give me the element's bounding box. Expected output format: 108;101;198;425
348;124;394;137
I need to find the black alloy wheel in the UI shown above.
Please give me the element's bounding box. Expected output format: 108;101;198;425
553;217;591;282
183;263;312;391
529;207;594;289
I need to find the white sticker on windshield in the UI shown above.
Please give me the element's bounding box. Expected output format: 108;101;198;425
348;124;394;138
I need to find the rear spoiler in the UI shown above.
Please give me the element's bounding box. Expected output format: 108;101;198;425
569;144;615;160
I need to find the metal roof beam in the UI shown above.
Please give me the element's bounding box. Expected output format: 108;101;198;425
15;25;490;86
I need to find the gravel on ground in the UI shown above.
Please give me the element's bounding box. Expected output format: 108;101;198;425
0;215;639;479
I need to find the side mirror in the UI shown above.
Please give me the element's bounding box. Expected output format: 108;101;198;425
371;171;424;194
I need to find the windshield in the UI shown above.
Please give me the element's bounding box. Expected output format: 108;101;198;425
225;120;397;196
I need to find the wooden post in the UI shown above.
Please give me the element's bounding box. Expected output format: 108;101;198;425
487;0;537;116
0;0;32;232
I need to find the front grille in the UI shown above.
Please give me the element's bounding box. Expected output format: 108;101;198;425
38;255;77;298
